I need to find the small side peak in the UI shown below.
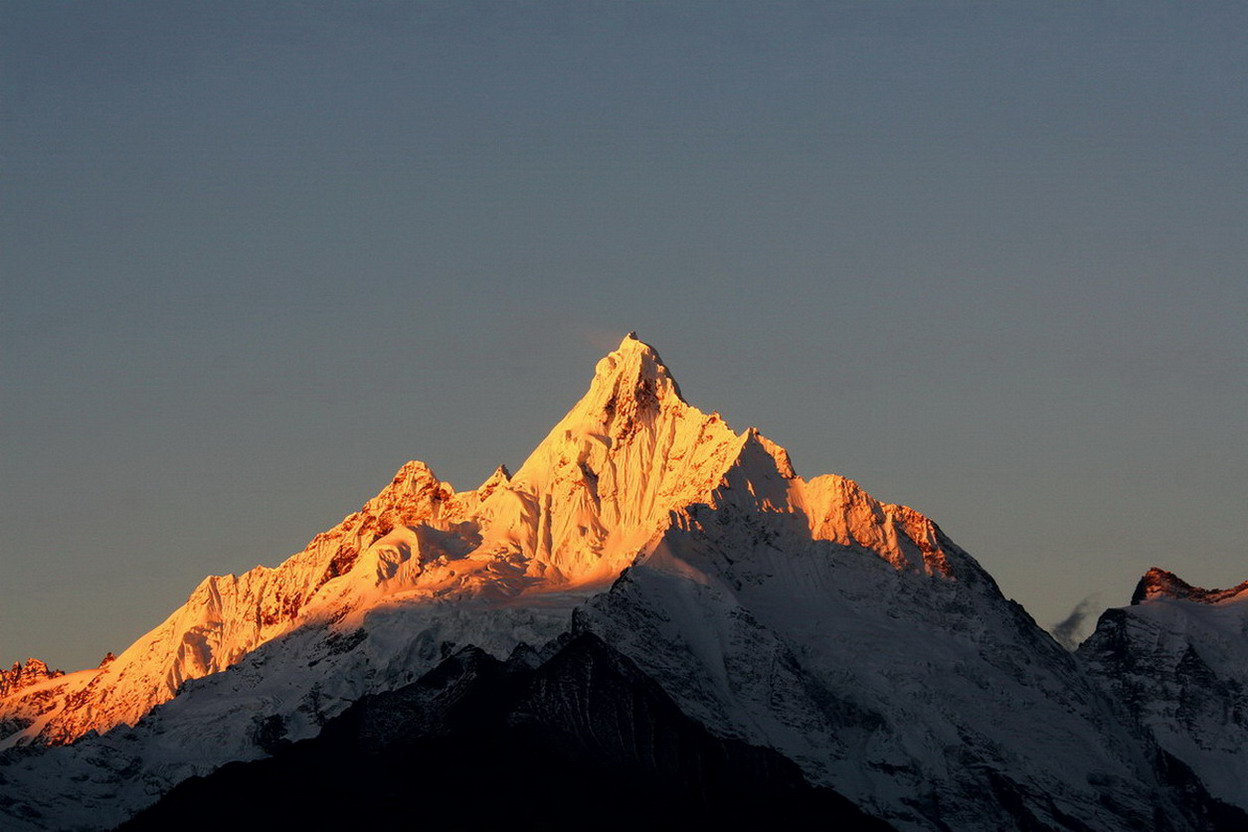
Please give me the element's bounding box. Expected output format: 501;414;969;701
386;460;448;490
1132;567;1248;605
393;459;435;479
477;464;513;496
368;460;454;520
739;427;797;479
0;658;64;696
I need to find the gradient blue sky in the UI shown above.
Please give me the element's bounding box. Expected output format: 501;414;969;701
3;1;1245;670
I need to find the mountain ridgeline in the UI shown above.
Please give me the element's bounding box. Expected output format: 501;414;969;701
1;334;1243;831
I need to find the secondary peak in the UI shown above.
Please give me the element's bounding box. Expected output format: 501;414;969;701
1131;567;1248;605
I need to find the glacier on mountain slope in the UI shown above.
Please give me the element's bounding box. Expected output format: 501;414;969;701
0;334;1241;831
1079;569;1248;812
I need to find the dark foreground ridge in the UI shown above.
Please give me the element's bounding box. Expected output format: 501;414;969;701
118;632;893;832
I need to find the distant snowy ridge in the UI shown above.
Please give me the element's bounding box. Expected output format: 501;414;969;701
1131;567;1248;605
1081;568;1248;812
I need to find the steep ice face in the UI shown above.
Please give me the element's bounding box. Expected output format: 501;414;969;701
1080;568;1248;811
506;333;741;581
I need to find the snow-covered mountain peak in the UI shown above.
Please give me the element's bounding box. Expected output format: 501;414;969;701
4;334;980;747
1081;566;1248;813
0;338;1016;745
476;464;512;497
4;334;1246;832
369;459;453;507
583;331;685;429
0;335;973;752
1131;567;1248;606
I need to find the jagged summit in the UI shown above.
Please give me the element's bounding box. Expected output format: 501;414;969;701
573;332;685;427
512;333;688;482
1130;567;1248;605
